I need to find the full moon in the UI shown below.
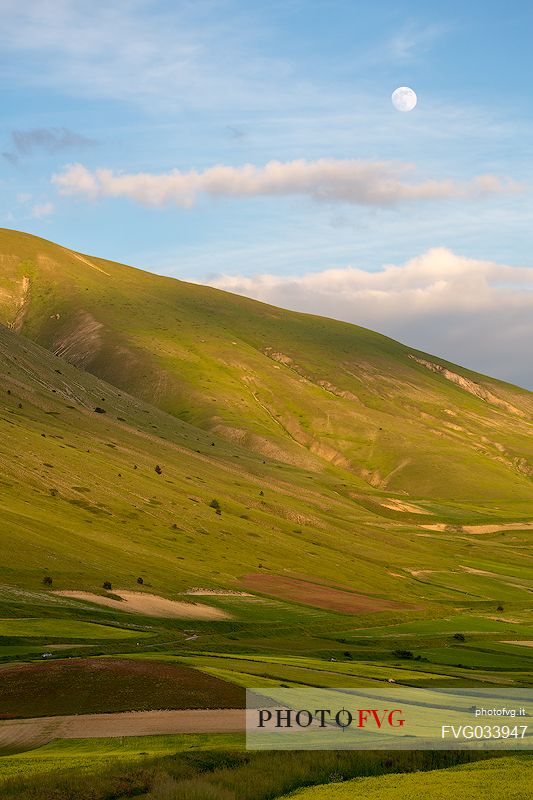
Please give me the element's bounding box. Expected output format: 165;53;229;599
391;86;417;112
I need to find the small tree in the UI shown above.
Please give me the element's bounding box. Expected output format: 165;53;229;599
392;649;414;660
137;577;144;585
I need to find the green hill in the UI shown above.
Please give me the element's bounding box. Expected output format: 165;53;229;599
6;318;522;608
1;228;531;504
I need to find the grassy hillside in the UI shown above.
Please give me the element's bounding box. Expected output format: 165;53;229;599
1;303;532;615
1;321;393;597
0;228;531;667
0;228;531;503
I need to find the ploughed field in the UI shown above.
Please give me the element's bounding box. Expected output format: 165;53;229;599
0;658;245;718
240;574;413;613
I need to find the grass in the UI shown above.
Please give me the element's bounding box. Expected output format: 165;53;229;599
0;317;530;638
418;646;533;670
0;227;532;507
283;755;533;799
177;652;454;687
345;615;533;638
0;741;502;799
0;734;244;781
0;245;530;621
0;618;146;640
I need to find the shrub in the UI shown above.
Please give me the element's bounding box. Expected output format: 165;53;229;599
453;633;466;642
94;407;106;414
155;464;162;475
392;649;414;659
137;577;144;585
209;499;221;510
103;581;112;590
42;576;53;586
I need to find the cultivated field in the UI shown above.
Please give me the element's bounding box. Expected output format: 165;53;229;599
0;658;244;719
239;574;407;613
282;756;533;799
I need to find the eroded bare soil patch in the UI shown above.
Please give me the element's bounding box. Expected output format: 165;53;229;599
53;590;228;619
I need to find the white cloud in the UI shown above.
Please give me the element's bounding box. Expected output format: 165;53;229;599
207;248;533;389
31;201;54;218
52;160;521;208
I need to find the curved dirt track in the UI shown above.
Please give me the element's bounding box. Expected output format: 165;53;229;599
0;708;244;753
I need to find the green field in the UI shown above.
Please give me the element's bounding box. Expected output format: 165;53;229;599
0;618;148;640
0;734;245;782
282;756;532;799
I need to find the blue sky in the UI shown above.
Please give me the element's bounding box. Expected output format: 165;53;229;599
1;1;532;385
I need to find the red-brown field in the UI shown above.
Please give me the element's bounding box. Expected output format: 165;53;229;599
0;658;245;719
240;574;404;613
